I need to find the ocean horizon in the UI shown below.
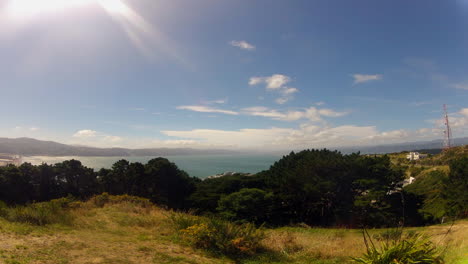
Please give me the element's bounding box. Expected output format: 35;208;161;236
23;154;282;179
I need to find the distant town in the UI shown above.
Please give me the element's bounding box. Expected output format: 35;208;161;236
0;154;21;166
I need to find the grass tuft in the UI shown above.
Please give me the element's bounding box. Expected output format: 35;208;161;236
353;230;444;264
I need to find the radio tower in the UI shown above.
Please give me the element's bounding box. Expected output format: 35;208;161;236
442;104;453;150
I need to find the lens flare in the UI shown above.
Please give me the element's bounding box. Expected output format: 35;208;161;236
6;0;94;19
2;0;187;65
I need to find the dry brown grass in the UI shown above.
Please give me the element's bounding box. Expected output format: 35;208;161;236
0;201;228;264
0;198;466;264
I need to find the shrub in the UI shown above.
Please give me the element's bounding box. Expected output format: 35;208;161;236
168;211;202;231
0;201;8;217
353;230;444;264
90;193;152;208
172;214;265;256
5;199;73;226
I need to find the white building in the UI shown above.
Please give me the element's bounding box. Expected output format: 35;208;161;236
406;152;427;161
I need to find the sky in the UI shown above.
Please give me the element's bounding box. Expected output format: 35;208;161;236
0;0;467;151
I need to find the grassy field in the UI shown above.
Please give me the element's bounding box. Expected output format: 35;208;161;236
0;198;466;264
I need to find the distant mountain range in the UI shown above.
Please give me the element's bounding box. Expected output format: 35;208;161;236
340;137;468;154
0;137;467;157
0;137;237;156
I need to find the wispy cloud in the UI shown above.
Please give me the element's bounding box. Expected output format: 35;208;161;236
176;105;238;115
205;98;228;104
452;82;468;90
275;98;290;105
242;106;348;122
249;74;299;104
160;124;403;150
73;130;98;138
129;107;145;111
71;129;123;147
249;74;291;90
14;126;40;132
351;74;383;84
230;40;256;51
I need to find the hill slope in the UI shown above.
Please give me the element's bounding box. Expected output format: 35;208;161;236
0;137;236;156
0;196;466;264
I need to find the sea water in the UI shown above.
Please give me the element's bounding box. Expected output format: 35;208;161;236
22;154;281;179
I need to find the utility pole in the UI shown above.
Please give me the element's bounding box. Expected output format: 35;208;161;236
442;104;453;150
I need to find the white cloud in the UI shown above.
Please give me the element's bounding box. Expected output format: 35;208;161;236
460;108;468;117
70;130;124;147
249;74;298;104
275;98;289;105
161;125;382;150
319;108;349;117
281;87;298;95
250;74;291;90
452;82;468;90
177;105;238;115
351;74;383;84
14;126;40;132
242;106;348;122
73;130;98;138
103;135;123;143
176;104;348;121
160;107;468;150
204;98;228;104
230;40;255;51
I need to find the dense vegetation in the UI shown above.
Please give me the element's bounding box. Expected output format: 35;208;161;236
0;193;465;264
0;148;466;228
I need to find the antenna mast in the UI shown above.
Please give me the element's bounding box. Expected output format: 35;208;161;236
442;104;452;150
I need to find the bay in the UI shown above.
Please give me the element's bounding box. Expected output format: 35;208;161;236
22;154;281;179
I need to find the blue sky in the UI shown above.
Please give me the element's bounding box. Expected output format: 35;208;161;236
0;0;467;151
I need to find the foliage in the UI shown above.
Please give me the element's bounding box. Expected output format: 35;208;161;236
0;148;465;228
405;170;448;222
217;188;273;224
188;173;264;213
0;158;198;210
443;156;468;218
89;193;152;208
184;219;264;256
170;214;265;256
168;211;203;231
1;198;74;225
353;231;444;264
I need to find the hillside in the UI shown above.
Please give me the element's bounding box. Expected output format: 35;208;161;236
0;137;236;156
0;196;466;264
1;137;468;157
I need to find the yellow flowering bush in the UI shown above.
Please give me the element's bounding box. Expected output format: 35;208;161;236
179;217;264;256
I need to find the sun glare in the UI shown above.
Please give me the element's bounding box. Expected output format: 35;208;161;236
3;0;185;64
5;0;129;19
6;0;94;18
98;0;129;15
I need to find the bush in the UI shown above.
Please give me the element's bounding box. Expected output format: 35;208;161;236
90;193;152;208
353;231;444;264
168;211;202;231
5;199;74;226
171;214;265;256
0;201;8;217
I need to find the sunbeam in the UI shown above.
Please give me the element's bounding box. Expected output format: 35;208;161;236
2;0;187;64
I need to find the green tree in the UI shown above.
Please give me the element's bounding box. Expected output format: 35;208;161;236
217;188;273;224
444;156;468;218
